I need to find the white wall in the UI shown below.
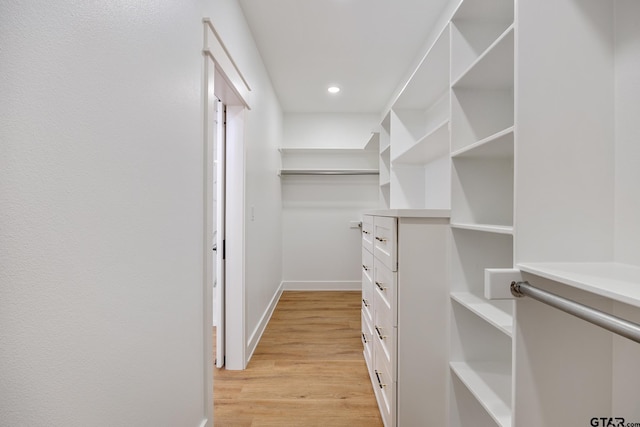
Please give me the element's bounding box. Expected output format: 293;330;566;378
1;1;208;425
284;113;378;148
206;1;284;361
282;114;379;289
614;0;640;266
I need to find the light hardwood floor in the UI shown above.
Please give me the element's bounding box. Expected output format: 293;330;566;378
213;291;384;426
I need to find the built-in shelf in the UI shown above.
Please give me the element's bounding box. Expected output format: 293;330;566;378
451;292;513;336
365;132;380;151
381;143;391;157
450;362;512;427
451;127;514;159
391;119;449;164
392;26;450;111
380;179;391;188
517;262;640;309
451;223;513;235
452;25;515;90
278;169;379;176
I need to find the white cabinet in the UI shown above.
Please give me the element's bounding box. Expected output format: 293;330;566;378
361;210;450;427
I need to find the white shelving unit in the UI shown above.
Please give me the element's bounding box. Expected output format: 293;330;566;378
368;0;640;424
385;25;451;211
448;0;514;425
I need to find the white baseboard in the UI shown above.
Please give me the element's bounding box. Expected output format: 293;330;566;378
282;280;361;291
246;281;284;362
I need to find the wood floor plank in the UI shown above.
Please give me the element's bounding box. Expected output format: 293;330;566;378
214;291;383;426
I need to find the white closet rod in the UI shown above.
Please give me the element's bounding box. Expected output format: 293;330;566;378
511;281;640;344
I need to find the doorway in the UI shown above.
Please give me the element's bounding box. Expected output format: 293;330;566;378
212;99;226;368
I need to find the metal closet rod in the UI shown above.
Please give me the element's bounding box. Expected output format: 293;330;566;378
511;281;640;344
279;170;379;176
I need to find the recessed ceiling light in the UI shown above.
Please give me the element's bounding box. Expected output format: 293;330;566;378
327;86;340;94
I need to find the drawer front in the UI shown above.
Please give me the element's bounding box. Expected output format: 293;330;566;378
373;262;397;316
373;216;397;272
362;247;374;322
373;336;395;427
361;310;373;372
362;215;374;254
373;290;396;369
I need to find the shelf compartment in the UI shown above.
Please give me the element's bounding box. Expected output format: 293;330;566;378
451;0;514;81
451;87;513;153
380;143;391;157
365;132;380;152
392;119;449;164
450;362;512;427
450;28;514;154
453;26;514;90
451;292;513;336
390;155;451;210
451;228;513;295
451;154;513;228
451;127;513;159
450;300;512;427
517;262;640;309
393;26;450;111
392;93;449;156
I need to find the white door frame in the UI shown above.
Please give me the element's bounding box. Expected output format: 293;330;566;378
214;99;225;369
202;16;252;426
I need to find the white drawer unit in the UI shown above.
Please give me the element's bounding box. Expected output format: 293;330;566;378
361;211;450;427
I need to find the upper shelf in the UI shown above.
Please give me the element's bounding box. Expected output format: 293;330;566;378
518;262;640;309
451;127;514;159
452;26;514;90
392;25;450;111
279;146;379;172
392;119;449;164
278;147;376;154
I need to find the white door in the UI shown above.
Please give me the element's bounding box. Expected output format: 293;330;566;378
214;100;226;368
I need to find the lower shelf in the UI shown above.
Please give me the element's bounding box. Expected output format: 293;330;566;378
451;292;513;336
450;361;512;427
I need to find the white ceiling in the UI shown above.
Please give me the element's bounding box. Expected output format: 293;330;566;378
238;0;452;114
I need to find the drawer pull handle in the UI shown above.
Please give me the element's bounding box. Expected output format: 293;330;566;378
375;325;386;340
362;333;368;344
374;370;386;389
375;236;387;243
362;264;370;271
362;298;369;307
362;230;370;235
375;281;386;291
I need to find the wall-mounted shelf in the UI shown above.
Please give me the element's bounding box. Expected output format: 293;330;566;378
517;262;640;309
279;146;379;176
